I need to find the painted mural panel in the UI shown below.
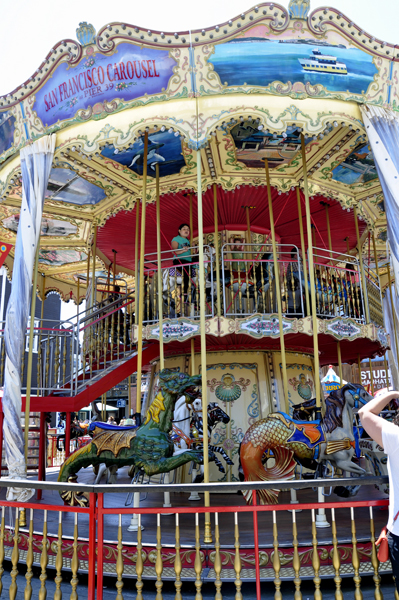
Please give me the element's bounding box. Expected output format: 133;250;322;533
0;112;16;155
206;363;261;482
3;214;77;237
231;122;307;169
46;168;106;205
101;130;185;178
210;35;378;96
38;249;87;266
331;143;378;185
33;43;177;127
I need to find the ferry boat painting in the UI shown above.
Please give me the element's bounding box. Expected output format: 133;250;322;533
298;48;348;74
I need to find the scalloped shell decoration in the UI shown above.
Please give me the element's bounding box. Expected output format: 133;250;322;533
288;0;311;19
76;22;96;47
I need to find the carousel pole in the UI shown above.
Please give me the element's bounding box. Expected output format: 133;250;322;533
112;249;117;288
353;207;370;324
90;224;98;310
135;131;149;418
213;184;221;317
189;193;196;372
300;135;321;415
264;160;289;411
296;188;310;316
384;356;390;389
155;163;164;370
369;359;375;395
24;245;40;462
134;198;140;326
358;354;362;385
323;202;333;260
337;342;343;385
387;263;399;365
197;149;212;543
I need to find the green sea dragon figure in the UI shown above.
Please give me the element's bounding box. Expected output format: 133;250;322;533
58;369;203;506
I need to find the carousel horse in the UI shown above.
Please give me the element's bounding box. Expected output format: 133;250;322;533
59;369;213;506
240;383;373;505
56;413;87;452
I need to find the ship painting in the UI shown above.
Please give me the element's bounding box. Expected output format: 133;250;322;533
298;48;348;74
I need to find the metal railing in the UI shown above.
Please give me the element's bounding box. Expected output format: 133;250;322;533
311;248;366;322
141;245;214;323
222;243;304;318
0;475;391;600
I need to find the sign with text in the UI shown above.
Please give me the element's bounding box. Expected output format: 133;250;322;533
361;365;391;392
33;43;176;127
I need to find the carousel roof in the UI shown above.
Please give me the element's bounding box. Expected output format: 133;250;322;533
0;1;394;299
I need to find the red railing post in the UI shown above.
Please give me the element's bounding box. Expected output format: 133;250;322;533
37;412;46;500
252;491;261;600
65;412;71;458
97;493;104;600
88;492;97;600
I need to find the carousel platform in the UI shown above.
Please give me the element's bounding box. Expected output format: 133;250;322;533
0;466;392;582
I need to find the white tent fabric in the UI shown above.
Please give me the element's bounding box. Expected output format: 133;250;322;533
2;135;55;501
361;106;399;297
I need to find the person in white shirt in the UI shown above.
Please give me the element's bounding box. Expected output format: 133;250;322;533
359;388;399;592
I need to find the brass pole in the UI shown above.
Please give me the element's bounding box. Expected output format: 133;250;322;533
353;206;370;323
384;355;390;389
128;375;132;415
189;193;194;245
136;131;149;415
197;150;212;543
324;203;333;260
135;199;140;325
191;338;195;376
112;250;117;288
372;233;380;282
369;359;374;395
358;354;362;385
24;245;41;461
296;188;310;316
76;278;80;319
301;135;321;411
90;224;98;310
245;207;251;244
86;249;90;293
264;160;289;410
156;163;164;370
337;342;343;385
387;264;399;365
213;184;221;317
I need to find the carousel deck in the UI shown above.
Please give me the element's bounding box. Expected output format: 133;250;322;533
6;466;388;548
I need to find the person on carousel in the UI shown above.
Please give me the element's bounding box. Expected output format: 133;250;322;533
359;388;399;592
171;223;194;310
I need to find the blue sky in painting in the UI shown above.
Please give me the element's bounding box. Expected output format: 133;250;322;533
101;130;185;178
0;112;15;155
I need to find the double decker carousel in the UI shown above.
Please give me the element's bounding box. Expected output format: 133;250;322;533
0;0;397;588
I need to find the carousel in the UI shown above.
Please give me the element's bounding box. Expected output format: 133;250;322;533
0;0;398;597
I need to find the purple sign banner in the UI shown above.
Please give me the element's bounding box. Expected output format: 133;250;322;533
33;43;176;127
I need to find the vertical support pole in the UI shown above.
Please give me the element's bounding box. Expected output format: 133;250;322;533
156;163;164;370
301;135;321;413
86;250;91;293
264;160;289;411
88;493;97;600
353;206;370;324
136;132;149;416
37;412;46;500
213;184;221;317
324;203;333;259
197;150;212;543
296;188;310;316
65;412;71;458
135;198;140;326
90;224;98;310
387;264;399;364
128;375;132;415
112;249;117;287
369;359;374;395
24;244;40;463
337;342;343;386
358;354;362;385
252;492;262;600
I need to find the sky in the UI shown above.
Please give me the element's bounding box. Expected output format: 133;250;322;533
1;0;399;96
